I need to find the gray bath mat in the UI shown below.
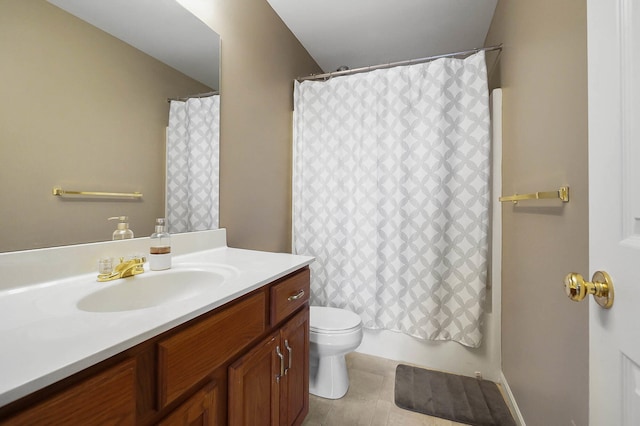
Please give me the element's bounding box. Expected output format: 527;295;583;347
394;364;516;426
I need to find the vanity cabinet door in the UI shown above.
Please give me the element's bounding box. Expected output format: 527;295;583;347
228;334;281;426
157;381;218;426
0;358;136;426
228;306;309;426
279;307;309;426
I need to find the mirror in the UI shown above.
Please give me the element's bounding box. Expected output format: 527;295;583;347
0;0;220;252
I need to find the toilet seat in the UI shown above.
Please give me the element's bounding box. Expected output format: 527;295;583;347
310;306;362;334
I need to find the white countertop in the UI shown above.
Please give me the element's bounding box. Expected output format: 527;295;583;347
0;230;313;407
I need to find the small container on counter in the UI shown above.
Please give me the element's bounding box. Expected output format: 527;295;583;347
149;218;171;271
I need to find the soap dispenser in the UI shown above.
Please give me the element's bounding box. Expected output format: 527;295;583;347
108;216;134;240
149;218;171;270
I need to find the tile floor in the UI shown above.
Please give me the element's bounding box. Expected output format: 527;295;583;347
302;352;469;426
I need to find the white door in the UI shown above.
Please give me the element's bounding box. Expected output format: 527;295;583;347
587;0;640;424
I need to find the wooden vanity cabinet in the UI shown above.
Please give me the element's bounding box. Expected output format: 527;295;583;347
0;358;137;425
157;381;218;426
279;308;309;426
228;334;281;425
228;307;309;426
0;266;310;426
229;268;310;426
157;291;267;409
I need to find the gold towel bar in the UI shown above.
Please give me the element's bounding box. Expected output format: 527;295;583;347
499;186;569;204
52;187;143;199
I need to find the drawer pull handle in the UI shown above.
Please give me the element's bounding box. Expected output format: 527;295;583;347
288;290;305;302
276;345;285;383
284;339;292;375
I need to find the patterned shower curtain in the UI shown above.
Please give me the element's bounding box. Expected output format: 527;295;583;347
166;95;220;233
292;52;490;348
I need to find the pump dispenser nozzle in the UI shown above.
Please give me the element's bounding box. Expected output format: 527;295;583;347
108;216;134;240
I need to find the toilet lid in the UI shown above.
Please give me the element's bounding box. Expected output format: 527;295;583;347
310;306;362;333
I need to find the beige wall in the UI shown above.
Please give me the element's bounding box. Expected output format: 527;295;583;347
0;0;210;252
193;0;321;252
485;1;589;425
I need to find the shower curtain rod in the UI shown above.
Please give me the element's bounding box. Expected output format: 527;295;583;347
296;44;503;82
167;90;219;103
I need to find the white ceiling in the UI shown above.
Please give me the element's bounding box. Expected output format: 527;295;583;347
47;0;220;89
266;0;498;73
46;0;497;86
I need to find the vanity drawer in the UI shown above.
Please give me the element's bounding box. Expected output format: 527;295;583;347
270;268;310;326
157;292;266;408
1;358;136;425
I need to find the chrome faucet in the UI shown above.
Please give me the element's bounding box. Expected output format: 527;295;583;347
97;256;146;282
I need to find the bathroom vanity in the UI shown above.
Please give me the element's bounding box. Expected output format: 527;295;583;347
0;230;313;425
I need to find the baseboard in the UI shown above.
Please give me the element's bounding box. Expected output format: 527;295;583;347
499;371;526;426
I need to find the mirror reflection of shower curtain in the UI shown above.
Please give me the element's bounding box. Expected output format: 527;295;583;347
293;52;490;348
166;95;220;233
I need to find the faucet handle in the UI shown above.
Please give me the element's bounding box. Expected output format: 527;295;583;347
123;254;146;263
98;257;113;275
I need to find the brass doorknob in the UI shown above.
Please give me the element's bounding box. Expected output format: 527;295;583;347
563;271;614;309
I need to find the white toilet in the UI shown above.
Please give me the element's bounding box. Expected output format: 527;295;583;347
309;305;363;399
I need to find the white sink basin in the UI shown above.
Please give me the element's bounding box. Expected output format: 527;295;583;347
77;268;226;312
